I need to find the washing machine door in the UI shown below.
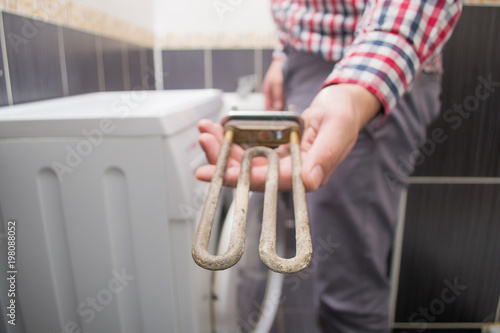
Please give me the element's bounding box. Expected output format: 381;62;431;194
212;192;286;333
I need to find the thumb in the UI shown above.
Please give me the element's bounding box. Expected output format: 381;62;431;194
299;114;356;191
301;164;324;192
298;124;324;191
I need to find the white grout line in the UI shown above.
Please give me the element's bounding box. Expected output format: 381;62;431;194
254;48;262;92
393;322;486;329
139;46;147;88
95;36;105;92
388;188;408;327
57;26;69;96
408;177;500;184
204;48;212;89
0;12;14;105
153;44;163;90
121;42;130;90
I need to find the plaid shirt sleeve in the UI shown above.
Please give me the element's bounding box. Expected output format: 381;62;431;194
323;0;462;114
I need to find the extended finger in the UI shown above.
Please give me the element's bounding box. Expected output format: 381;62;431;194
301;120;355;191
198;119;224;143
195;164;241;187
245;155;293;192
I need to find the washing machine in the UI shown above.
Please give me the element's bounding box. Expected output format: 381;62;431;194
0;90;284;333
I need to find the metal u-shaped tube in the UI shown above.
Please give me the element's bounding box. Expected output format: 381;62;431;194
192;130;236;270
192;133;280;271
193;127;312;273
259;130;312;273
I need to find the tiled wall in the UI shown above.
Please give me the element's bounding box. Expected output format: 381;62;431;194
0;10;275;107
162;48;274;92
392;6;500;331
0;31;9;106
412;10;500;177
396;184;500;323
0;11;155;107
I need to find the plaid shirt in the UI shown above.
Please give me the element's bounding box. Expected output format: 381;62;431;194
271;0;462;113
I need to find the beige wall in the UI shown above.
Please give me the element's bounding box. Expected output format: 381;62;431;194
72;0;155;31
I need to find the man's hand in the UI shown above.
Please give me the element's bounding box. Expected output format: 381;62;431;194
195;84;381;192
299;84;381;190
262;58;285;111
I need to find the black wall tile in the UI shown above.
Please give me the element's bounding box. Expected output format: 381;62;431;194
127;44;154;90
100;36;124;91
212;49;254;92
62;27;100;95
144;48;155;90
395;184;500;324
0;33;8;106
127;44;142;90
413;7;500;177
127;45;155;90
3;12;63;104
162;50;204;90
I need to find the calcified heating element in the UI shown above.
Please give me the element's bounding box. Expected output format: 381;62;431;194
192;111;313;274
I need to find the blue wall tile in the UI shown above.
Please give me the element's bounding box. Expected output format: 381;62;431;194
212;49;254;92
3;12;63;104
162;50;205;90
100;36;125;91
62;27;100;95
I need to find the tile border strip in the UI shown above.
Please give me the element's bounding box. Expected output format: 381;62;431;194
0;0;498;50
157;32;279;50
0;0;154;47
465;0;500;5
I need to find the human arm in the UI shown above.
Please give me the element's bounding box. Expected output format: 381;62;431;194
262;58;286;111
197;1;462;191
325;0;462;113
